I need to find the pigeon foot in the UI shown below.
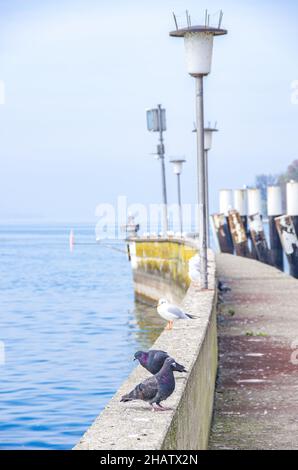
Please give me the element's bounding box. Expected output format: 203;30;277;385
151;403;172;412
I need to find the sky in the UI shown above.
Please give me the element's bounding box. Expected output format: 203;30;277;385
0;0;297;223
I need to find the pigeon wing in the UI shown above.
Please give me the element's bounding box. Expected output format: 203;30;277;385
139;376;159;401
148;350;169;374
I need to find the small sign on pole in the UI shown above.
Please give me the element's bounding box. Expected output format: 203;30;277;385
146;108;166;132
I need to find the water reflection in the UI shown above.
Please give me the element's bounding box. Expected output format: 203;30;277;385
128;301;165;350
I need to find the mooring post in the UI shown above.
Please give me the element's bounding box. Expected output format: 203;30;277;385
228;209;250;257
275;215;298;278
211;213;234;254
247;188;262;259
267;185;283;270
287;181;298;234
234;188;248;249
219;189;234;253
248;213;271;264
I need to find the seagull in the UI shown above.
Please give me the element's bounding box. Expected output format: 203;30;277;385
121;357;177;411
134;350;187;374
188;254;211;283
157;299;197;330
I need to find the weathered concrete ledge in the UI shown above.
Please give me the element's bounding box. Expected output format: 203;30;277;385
74;244;217;450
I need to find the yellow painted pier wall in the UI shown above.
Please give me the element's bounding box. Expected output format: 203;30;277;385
128;238;198;303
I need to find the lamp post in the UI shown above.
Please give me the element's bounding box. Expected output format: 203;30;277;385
204;125;218;247
170;21;227;289
146;105;168;235
170;158;186;235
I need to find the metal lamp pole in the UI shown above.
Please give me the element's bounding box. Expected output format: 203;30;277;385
170;20;227;289
146;105;168;235
204;125;218;247
204;148;209;245
157;105;168;235
170;158;186;235
195;76;208;287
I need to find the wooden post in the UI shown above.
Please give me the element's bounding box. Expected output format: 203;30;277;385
228;210;250;257
233;189;249;256
248;213;271;264
211;213;234;254
267;185;283;270
247;188;262;260
217;189;234;254
286;180;298;242
275;215;298;278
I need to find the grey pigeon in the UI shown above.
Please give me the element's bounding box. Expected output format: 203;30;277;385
121;357;177;411
134;350;187;375
218;280;231;293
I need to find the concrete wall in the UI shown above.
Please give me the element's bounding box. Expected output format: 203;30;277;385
74;241;217;450
129;238;198;304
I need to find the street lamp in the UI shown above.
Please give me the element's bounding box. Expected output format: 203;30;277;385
146;105;168;236
204;125;218;247
170;16;227;289
170;158;186;235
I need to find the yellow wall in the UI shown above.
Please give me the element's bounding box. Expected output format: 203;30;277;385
132;239;198;292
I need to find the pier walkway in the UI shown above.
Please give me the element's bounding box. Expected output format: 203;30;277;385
209;254;298;450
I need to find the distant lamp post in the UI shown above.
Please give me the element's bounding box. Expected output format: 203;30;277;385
170;158;186;235
204;125;218;247
170;12;227;289
146;105;168;235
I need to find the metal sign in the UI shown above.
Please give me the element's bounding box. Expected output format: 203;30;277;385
146;108;166;132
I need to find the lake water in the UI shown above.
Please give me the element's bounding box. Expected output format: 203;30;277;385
0;224;163;450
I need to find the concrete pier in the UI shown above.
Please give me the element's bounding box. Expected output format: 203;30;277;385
209;254;298;450
74;244;218;450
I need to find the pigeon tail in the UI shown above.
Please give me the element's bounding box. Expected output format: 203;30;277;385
174;361;187;373
120;385;140;402
120;393;133;402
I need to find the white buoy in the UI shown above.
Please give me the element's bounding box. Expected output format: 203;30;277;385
247;188;262;215
234;189;247;216
267;186;282;216
286;181;298;216
219;189;233;215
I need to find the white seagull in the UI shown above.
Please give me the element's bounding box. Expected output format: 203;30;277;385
157;299;197;330
188;254;201;283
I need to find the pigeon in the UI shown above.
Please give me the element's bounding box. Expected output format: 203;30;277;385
218;280;231;293
134;350;187;374
121;357;177;411
157;299;197;330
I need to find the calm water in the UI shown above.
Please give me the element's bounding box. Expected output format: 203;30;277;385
0;224;163;450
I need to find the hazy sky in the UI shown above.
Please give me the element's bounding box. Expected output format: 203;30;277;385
0;0;297;222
